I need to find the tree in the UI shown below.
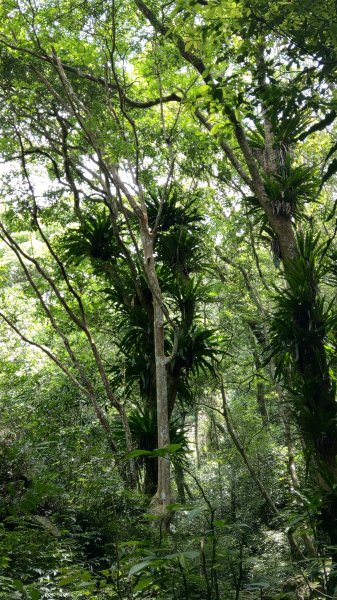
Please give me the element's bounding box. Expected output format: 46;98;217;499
1;0;337;595
62;190;218;497
127;0;337;560
0;1;220;518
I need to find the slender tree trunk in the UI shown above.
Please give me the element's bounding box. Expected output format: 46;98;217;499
195;408;200;469
220;380;278;515
174;462;186;504
153;296;171;513
139;217;171;523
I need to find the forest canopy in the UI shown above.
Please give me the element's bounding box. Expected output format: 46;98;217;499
0;0;337;598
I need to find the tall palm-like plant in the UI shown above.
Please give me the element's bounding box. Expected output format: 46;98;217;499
269;232;337;552
61;191;220;493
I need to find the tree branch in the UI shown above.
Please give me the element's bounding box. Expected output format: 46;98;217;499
0;35;182;109
194;108;252;187
0;310;118;452
133;0;211;83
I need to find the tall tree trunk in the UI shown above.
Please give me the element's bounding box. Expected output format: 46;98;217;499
174;462;186;504
195;408;200;470
139;217;171;523
152;296;171;514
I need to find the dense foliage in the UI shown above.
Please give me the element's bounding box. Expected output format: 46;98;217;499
0;0;337;598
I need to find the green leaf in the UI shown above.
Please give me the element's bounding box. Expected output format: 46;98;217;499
120;540;150;547
179;554;187;569
198;84;210;95
28;590;41;600
166;503;189;511
129;560;152;577
153;443;183;457
187;507;206;521
210;123;222;136
134;577;153;592
126;449;155;458
59;575;78;586
166;443;183;453
214;519;228;527
13;581;24;592
181;550;199;560
143;513;162;520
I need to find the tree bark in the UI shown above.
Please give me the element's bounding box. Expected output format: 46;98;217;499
153;296;171;513
138;215;171;523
